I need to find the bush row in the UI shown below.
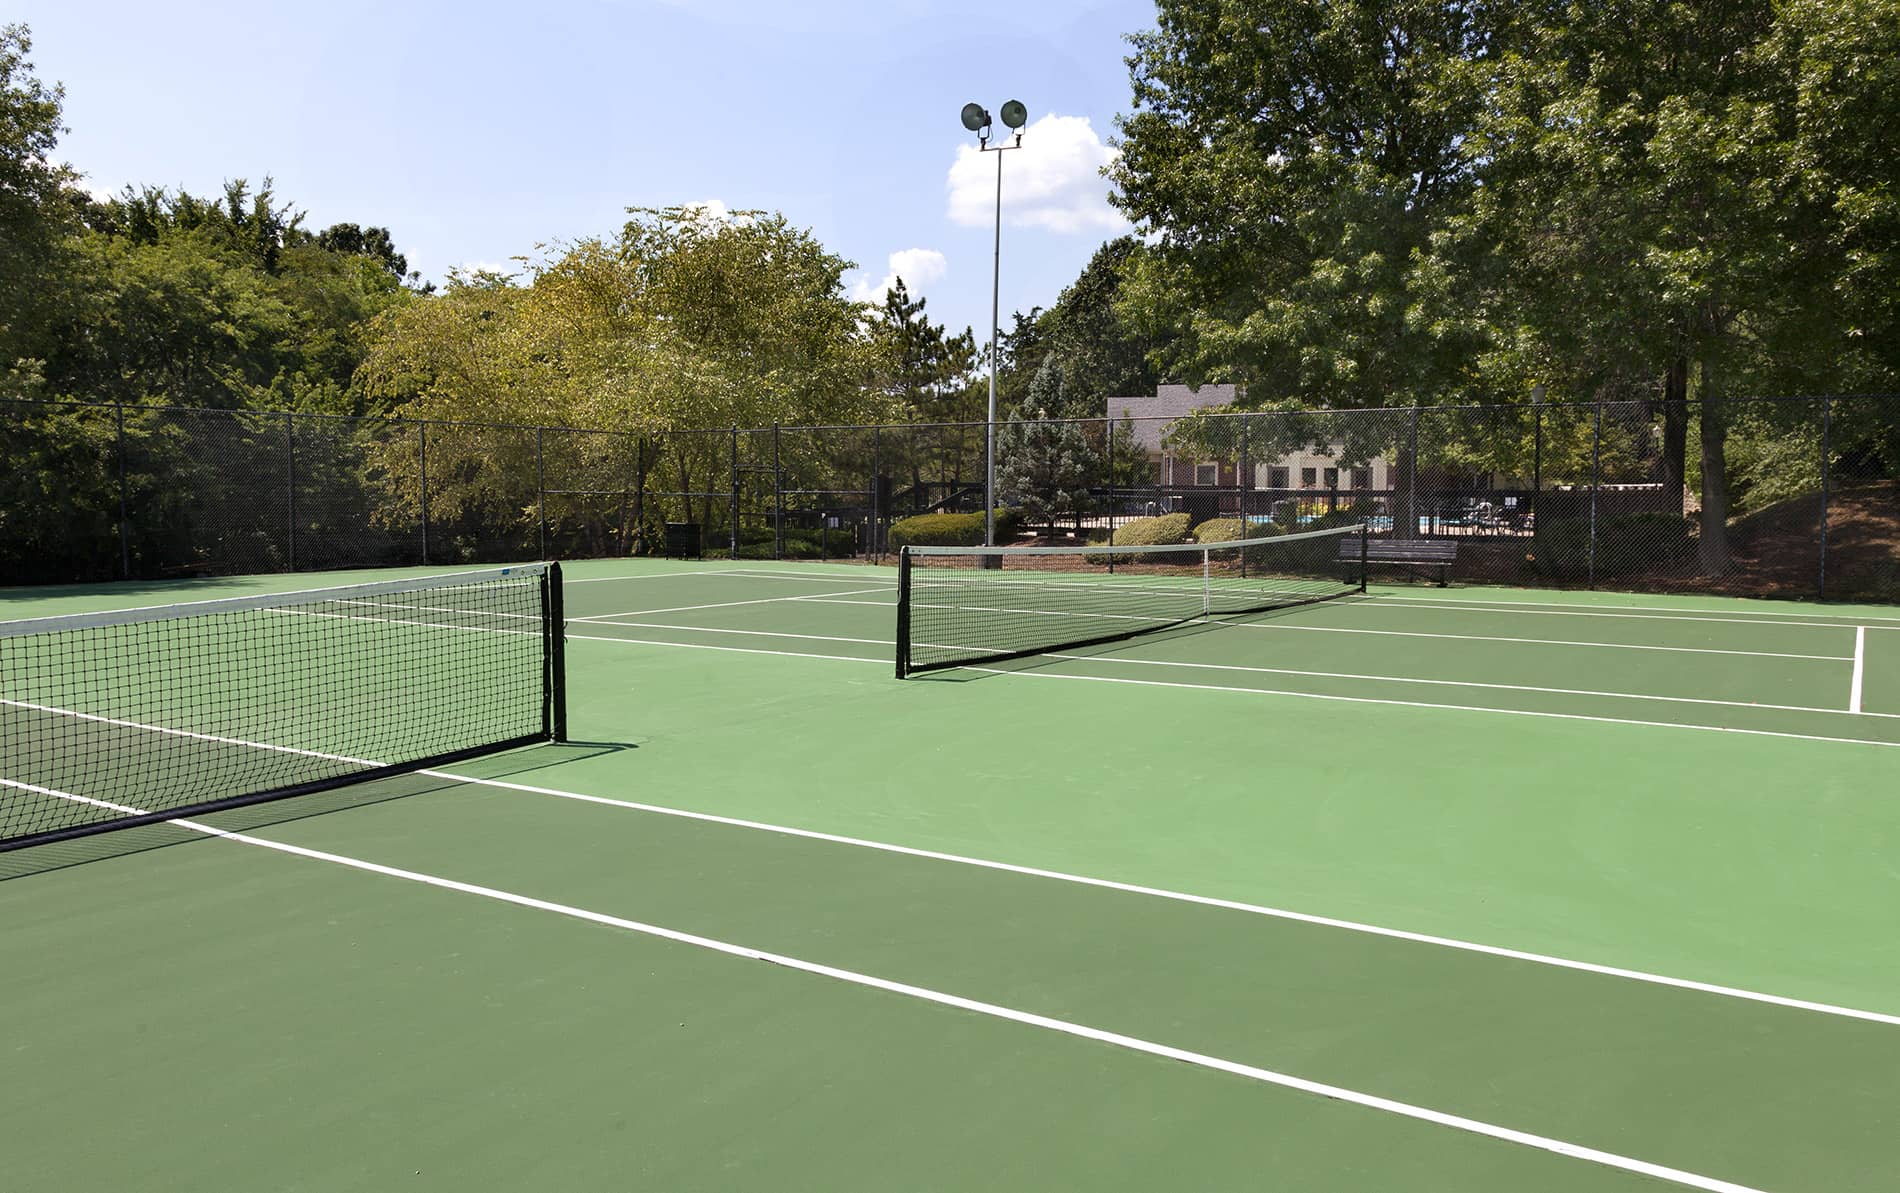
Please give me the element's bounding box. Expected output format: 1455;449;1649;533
1530;513;1695;576
888;509;1023;549
1110;512;1192;546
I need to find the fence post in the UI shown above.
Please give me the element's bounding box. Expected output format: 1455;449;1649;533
772;422;783;560
1237;417;1249;529
1818;395;1833;600
419;420;430;565
116;402;130;578
536;426;547;560
1405;405;1419;540
285;411;296;572
1588;399;1603;589
871;424;882;556
729;427;740;559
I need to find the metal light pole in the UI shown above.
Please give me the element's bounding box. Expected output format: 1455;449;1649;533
961;100;1026;548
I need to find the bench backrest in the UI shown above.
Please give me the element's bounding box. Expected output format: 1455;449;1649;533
1337;539;1460;561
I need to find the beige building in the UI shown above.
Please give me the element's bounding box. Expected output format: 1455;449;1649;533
1106;384;1392;492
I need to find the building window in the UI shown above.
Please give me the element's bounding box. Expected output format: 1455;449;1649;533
1352;467;1373;490
1300;467;1317;488
1268;466;1289;489
1323;467;1339;488
1195;462;1219;486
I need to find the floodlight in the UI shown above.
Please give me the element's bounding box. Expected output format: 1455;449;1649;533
961;103;990;132
1000;100;1027;129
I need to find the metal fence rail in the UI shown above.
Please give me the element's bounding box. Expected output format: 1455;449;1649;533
2;394;1895;601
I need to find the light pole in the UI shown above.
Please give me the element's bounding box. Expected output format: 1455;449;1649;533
961;99;1026;548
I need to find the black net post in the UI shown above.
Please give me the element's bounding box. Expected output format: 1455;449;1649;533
546;561;567;741
895;547;912;679
1359;521;1369;592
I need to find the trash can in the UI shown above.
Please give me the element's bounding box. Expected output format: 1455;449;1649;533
663;522;701;559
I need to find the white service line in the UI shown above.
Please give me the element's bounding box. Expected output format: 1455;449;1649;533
1851;627;1867;715
1381;593;1900;626
1360;598;1874;632
565;632;1900;748
0;776;1792;1193
576;618;1899;720
14;693;1900;1028
822;595;1851;661
572;586;892;620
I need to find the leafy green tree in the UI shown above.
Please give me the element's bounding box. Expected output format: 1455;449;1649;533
1111;0;1493;403
1039;236;1161;408
997;402;1097;533
0;24;77;376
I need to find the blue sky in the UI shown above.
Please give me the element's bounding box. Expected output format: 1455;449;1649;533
16;0;1158;341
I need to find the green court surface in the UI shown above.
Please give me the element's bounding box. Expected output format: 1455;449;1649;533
5;560;1900;1193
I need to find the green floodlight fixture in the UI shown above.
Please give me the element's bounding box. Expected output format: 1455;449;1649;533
999;99;1028;130
961;103;991;133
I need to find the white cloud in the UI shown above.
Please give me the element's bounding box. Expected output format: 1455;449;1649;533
946;114;1127;235
850;247;949;305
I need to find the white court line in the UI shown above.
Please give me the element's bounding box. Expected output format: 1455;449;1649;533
571;631;1900;750
0;778;1795;1193
818;596;1851;662
572;585;891;621
579;618;1900;721
1851;627;1867;714
13;693;1900;1027
1382;593;1900;626
565;570;733;584
1358;598;1874;632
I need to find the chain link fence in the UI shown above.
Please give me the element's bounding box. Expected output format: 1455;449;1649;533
3;395;1894;601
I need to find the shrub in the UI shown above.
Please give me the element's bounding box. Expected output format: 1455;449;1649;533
1191;517;1247;544
1111;512;1192;547
729;525;859;559
1530;512;1695;577
888;509;1022;550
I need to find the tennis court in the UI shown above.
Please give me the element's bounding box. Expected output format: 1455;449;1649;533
5;554;1900;1192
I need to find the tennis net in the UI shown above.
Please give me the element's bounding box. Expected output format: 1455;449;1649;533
897;524;1367;677
0;564;566;852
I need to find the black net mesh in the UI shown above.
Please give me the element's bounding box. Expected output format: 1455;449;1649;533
0;565;560;851
898;524;1367;676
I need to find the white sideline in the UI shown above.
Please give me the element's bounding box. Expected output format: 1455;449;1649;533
572;586;891;621
0;775;1789;1193
12;690;1900;1027
577;618;1900;720
1383;593;1900;626
1851;627;1867;714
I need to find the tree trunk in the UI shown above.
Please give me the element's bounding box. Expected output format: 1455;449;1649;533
1696;376;1729;574
1662;356;1689;510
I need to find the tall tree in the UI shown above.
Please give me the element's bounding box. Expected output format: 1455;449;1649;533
0;24;77;376
1111;0;1495;404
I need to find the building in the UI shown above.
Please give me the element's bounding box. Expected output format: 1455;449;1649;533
1105;384;1393;493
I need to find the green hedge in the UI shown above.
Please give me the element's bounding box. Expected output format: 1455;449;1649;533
1111;512;1192;547
1530;512;1695;577
1191;517;1246;544
889;509;1022;549
730;525;859;559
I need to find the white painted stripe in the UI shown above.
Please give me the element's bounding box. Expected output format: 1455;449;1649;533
1363;598;1875;632
565;631;1900;748
828;595;1853;661
1382;593;1900;626
967;665;1900;752
14;683;1900;1028
576;618;1900;720
0;777;1791;1193
1851;627;1867;715
571;585;891;621
2;698;378;766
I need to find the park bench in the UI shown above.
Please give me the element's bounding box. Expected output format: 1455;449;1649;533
1337;536;1459;586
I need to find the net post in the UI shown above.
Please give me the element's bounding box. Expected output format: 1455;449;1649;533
545;561;568;741
895;547;913;679
1202;546;1212;616
1358;521;1369;593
